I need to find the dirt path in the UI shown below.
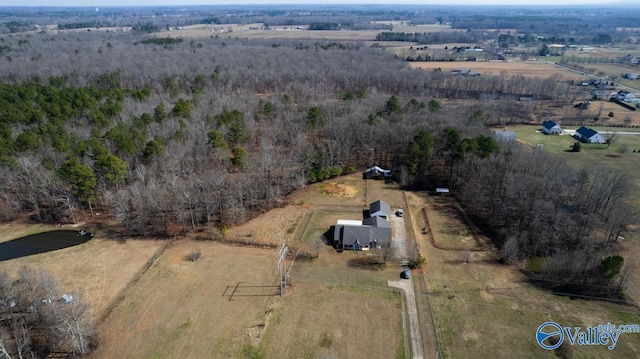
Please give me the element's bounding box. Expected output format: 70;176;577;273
404;192;440;359
389;279;423;359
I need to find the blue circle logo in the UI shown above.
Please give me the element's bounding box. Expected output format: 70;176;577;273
536;322;564;350
537;321;564;350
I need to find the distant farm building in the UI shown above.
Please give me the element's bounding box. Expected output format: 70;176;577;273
493;130;517;142
333;200;392;251
575;126;606;144
452;68;481;77
623;73;639;80
363;165;391;180
541;120;562;135
615;91;636;102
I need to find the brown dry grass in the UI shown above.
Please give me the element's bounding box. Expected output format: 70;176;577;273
172;23;380;41
90;241;280;359
0;223;164;318
87;173;409;359
410;60;584;79
225;204;307;246
405;191;640;359
287;172;367;208
319;181;358;197
425;196;484;250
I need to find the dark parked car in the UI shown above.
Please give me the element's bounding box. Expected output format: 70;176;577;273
400;269;411;279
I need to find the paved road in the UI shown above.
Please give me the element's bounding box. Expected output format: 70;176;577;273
389;279;424;359
563;129;640;136
542;60;640;94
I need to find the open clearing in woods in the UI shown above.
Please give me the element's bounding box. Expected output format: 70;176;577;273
406;192;640;359
91;172;408;359
410;60;585;79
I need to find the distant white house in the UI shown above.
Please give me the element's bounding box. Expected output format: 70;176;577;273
615;91;636;102
575;126;607;144
623;73;639;80
541;120;562;135
493;130;516;142
363;165;391;180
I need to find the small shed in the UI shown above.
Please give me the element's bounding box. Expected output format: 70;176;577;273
541;120;562;135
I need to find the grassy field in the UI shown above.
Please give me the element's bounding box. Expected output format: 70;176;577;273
299;209;362;243
0;224;164;319
409;60;584;79
425;197;482;250
90;241;280;359
406;192;640;359
511;124;640;201
86;173;412;359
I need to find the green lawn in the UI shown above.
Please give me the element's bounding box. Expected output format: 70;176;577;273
512;124;640;203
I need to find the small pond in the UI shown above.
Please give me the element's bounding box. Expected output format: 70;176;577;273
0;230;93;261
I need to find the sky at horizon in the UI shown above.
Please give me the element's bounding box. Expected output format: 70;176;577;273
0;0;622;8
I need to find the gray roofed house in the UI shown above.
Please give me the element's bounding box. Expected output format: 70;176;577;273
541;120;562;135
363;216;390;228
369;200;391;219
575;126;606;144
333;200;393;251
333;222;392;251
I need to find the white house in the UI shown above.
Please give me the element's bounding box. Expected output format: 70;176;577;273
541;120;562;135
623;73;639;80
615;91;636;102
363;165;391;180
575;126;606;144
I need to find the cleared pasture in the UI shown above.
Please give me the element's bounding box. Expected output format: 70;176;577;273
0;224;164;318
410;60;584;79
406;192;640;359
425;196;484;250
90;241;280;359
175;23;381;41
511;124;640;199
271;250;405;359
